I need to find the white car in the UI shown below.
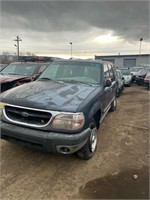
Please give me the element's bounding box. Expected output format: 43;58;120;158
119;68;132;86
116;69;124;97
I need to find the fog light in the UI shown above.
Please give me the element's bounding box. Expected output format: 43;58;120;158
61;147;70;153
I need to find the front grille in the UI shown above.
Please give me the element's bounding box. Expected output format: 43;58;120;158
5;105;52;127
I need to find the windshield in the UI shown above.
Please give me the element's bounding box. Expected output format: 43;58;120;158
120;69;130;75
38;61;102;85
0;63;37;75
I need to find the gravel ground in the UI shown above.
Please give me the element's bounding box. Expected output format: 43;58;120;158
0;84;149;200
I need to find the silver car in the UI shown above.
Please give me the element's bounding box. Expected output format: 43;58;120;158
119;68;132;86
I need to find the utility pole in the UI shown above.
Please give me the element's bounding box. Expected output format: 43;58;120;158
14;36;22;61
70;42;72;58
139;38;143;66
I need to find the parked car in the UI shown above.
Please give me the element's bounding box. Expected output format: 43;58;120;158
144;72;150;89
130;66;144;82
116;69;124;97
0;64;7;71
119;68;132;86
135;68;150;85
0;61;50;92
0;59;118;160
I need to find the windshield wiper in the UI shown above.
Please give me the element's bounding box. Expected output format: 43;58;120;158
7;73;19;75
0;73;19;75
78;81;93;86
64;79;93;86
38;77;53;81
38;77;63;83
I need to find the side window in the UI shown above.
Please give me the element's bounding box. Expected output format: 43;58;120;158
108;64;115;81
104;64;110;79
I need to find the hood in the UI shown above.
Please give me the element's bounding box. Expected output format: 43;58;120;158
0;80;97;112
0;74;29;83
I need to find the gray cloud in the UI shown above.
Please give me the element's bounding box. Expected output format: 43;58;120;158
1;1;149;41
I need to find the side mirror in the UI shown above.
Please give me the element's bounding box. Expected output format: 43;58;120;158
105;79;112;87
122;77;125;80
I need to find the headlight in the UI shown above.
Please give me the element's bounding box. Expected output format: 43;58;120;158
51;112;85;130
0;102;6;119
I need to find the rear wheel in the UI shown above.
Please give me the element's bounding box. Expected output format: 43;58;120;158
77;119;98;160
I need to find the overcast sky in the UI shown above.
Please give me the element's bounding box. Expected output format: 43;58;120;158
1;0;150;58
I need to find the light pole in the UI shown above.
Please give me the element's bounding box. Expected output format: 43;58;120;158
14;36;22;61
139;37;143;65
70;42;72;58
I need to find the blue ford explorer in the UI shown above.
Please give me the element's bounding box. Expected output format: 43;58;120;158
0;59;117;159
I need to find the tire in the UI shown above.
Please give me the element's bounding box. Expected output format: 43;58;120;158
119;88;122;95
76;119;98;160
110;97;117;112
116;88;120;98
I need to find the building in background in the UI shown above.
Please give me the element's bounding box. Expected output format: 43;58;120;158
95;54;150;68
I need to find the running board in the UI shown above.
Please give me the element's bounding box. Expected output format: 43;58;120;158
100;97;115;124
100;105;111;123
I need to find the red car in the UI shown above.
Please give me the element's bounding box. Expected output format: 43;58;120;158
0;61;51;92
0;64;7;71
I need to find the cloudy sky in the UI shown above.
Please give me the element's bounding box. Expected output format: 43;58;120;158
1;0;150;58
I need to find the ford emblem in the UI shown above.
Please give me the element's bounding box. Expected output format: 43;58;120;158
21;112;29;117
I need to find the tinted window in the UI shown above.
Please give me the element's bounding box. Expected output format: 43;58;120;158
104;64;110;79
108;64;115;81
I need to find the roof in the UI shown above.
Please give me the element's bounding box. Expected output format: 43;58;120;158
53;58;111;64
9;62;51;65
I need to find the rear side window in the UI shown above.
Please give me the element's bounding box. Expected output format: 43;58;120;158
108;64;116;82
104;64;110;79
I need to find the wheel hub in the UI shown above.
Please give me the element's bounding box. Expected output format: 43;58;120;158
90;127;97;152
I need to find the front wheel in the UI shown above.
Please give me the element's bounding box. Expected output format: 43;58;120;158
76;119;98;160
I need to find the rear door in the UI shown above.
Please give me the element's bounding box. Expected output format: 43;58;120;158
108;63;117;99
103;64;113;111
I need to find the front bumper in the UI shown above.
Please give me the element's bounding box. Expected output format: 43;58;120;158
124;80;131;85
0;121;90;154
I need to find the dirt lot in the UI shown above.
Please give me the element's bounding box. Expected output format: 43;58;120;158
0;85;149;200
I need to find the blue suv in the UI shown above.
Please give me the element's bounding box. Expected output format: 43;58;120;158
0;59;117;159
